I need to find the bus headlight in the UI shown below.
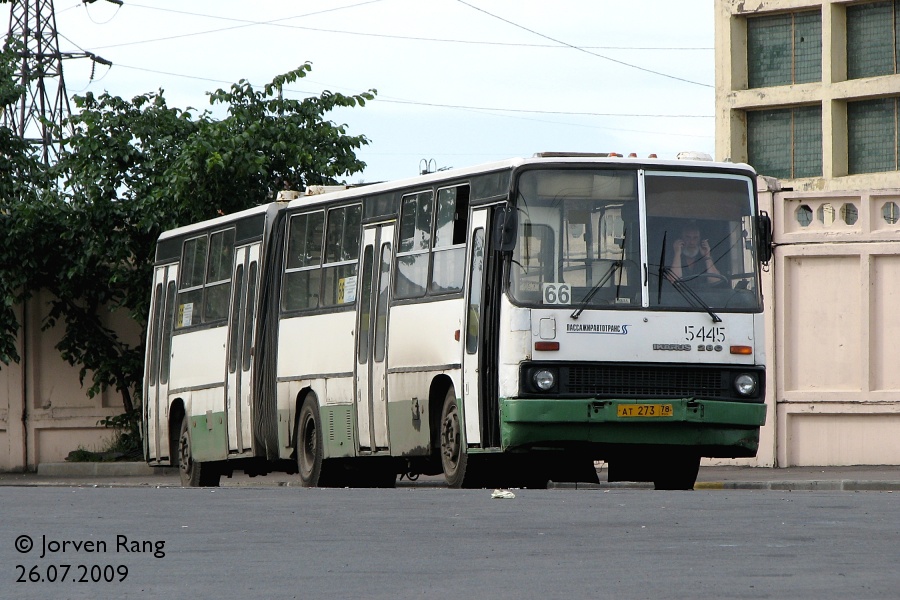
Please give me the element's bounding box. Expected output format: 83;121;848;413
533;369;556;391
734;373;758;397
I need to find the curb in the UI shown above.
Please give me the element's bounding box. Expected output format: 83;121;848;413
548;480;900;491
37;462;179;478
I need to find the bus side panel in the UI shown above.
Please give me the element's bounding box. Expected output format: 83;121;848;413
168;327;228;391
275;378;355;460
276;313;356;384
180;388;229;463
497;302;532;401
386;299;463;454
277;313;355;458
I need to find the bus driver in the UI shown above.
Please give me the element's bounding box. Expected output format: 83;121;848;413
669;223;722;283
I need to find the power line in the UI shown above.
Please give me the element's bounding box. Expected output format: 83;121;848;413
112;62;713;119
455;0;713;88
98;2;712;52
87;0;388;50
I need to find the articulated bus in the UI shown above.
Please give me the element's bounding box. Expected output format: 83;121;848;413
143;153;772;489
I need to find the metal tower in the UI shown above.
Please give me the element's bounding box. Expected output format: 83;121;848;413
3;0;73;164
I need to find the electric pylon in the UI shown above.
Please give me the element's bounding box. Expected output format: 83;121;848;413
3;0;113;164
3;0;72;164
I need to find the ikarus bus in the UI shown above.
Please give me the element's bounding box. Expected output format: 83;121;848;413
143;153;772;490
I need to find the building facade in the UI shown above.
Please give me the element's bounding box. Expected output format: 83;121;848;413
717;0;900;466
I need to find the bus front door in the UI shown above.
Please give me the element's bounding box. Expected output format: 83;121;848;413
355;224;394;452
225;243;261;455
145;264;178;463
463;208;489;447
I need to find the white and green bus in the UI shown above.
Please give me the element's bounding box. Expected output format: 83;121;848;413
143;153;771;489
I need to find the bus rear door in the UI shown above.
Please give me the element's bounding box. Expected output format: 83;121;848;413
355;224;394;452
225;243;260;454
145;264;178;463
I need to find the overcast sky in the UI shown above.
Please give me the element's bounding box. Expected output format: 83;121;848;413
25;0;715;184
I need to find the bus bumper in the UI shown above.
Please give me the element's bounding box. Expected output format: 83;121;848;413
499;398;767;458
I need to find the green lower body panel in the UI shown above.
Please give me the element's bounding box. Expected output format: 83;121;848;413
500;398;767;458
189;412;228;463
321;404;356;459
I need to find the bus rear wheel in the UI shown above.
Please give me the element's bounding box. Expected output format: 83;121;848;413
178;418;220;487
296;399;325;487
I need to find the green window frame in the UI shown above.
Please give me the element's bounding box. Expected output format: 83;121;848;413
747;10;821;88
747;105;822;179
847;1;900;80
848;97;900;174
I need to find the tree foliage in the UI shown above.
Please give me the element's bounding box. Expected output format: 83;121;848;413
0;58;375;418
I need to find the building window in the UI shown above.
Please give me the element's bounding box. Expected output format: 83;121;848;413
747;106;822;178
848;97;900;174
747;11;821;88
847;1;900;80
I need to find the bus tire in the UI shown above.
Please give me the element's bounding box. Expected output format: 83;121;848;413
440;388;476;488
653;450;701;490
296;399;325;487
178;417;221;487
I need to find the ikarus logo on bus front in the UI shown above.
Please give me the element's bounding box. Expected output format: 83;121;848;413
653;323;728;352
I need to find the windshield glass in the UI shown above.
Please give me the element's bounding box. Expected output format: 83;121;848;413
508;168;761;313
645;172;760;312
510;169;642;309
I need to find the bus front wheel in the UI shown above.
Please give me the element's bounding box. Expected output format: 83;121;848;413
178;418;220;487
653;450;701;490
440;389;479;488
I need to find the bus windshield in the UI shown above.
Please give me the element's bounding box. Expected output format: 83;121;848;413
509;168;761;312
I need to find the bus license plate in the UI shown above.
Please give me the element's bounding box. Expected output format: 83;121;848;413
617;404;673;417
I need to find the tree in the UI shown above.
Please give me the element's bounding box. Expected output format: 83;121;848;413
0;41;49;365
0;61;375;424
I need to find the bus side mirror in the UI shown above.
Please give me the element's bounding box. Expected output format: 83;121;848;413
493;205;518;252
757;212;773;264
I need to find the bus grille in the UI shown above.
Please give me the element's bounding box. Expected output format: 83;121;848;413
565;365;725;398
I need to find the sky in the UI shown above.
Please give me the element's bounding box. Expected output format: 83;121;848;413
17;0;715;184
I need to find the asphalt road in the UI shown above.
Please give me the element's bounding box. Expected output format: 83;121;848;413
1;486;897;599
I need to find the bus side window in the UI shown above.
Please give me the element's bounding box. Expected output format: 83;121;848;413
466;228;485;354
431;185;468;294
176;235;208;328
282;211;324;311
395;191;433;299
322;204;362;307
204;228;235;322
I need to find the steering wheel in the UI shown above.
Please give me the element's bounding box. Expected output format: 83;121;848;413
681;272;730;287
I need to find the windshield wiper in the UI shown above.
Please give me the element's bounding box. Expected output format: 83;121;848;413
570;260;621;320
661;266;722;323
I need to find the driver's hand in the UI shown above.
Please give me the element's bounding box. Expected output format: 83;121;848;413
673;239;684;254
700;239;711;257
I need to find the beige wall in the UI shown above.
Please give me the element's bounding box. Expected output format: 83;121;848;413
0;291;139;471
714;1;900;466
762;182;900;465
